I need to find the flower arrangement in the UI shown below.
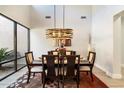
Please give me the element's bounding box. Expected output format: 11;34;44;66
56;47;66;56
59;48;66;56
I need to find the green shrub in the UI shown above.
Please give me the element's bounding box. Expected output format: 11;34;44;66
0;48;9;62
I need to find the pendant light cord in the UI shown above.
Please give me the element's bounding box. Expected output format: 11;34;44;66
54;5;65;29
54;5;56;28
63;5;65;29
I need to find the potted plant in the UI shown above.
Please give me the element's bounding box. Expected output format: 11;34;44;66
0;48;10;62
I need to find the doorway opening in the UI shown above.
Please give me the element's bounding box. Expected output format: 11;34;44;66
113;10;124;79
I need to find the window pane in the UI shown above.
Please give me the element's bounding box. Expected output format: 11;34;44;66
0;15;15;80
0;15;14;52
17;24;28;57
17;58;26;69
17;24;28;69
0;61;15;79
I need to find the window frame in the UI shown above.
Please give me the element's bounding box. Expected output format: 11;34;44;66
0;13;30;81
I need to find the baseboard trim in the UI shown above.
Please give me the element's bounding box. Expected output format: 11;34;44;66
95;64;122;79
112;74;122;79
95;64;107;72
106;71;122;79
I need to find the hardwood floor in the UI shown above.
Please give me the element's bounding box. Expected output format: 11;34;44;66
79;72;108;88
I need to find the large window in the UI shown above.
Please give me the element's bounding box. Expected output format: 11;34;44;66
0;13;30;81
17;24;28;69
0;15;15;80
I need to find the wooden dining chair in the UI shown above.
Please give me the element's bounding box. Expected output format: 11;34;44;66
66;51;76;55
80;51;96;81
66;51;71;55
61;55;80;88
48;51;59;55
25;52;43;83
42;55;59;88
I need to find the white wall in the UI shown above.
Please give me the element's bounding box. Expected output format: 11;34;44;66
30;5;55;57
65;5;92;56
30;5;92;58
0;5;31;27
92;5;124;78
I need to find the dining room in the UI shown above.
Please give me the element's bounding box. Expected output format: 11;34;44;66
1;4;124;88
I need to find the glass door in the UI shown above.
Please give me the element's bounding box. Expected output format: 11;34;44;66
0;15;15;80
17;24;29;70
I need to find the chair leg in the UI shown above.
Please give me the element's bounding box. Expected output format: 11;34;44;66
77;71;80;88
41;73;43;84
33;73;35;77
77;82;79;88
63;82;64;88
27;72;31;83
79;72;80;82
62;76;64;88
42;79;45;88
43;80;45;88
57;80;59;88
61;68;64;88
77;77;79;88
42;72;46;88
86;72;88;75
90;71;93;82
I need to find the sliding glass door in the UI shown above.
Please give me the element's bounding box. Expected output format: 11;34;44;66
0;15;15;80
17;24;28;69
0;13;30;81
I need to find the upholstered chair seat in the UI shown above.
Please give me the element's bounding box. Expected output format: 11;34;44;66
80;61;90;64
33;60;42;64
31;66;43;72
80;66;90;71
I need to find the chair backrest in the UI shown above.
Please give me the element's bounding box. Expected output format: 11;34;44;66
49;51;59;55
42;55;59;80
52;51;59;55
87;51;96;65
63;55;80;78
48;50;76;56
65;51;71;55
66;51;76;55
71;51;76;55
25;51;34;65
25;52;34;71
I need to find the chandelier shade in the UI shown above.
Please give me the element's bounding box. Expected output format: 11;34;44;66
46;28;73;39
